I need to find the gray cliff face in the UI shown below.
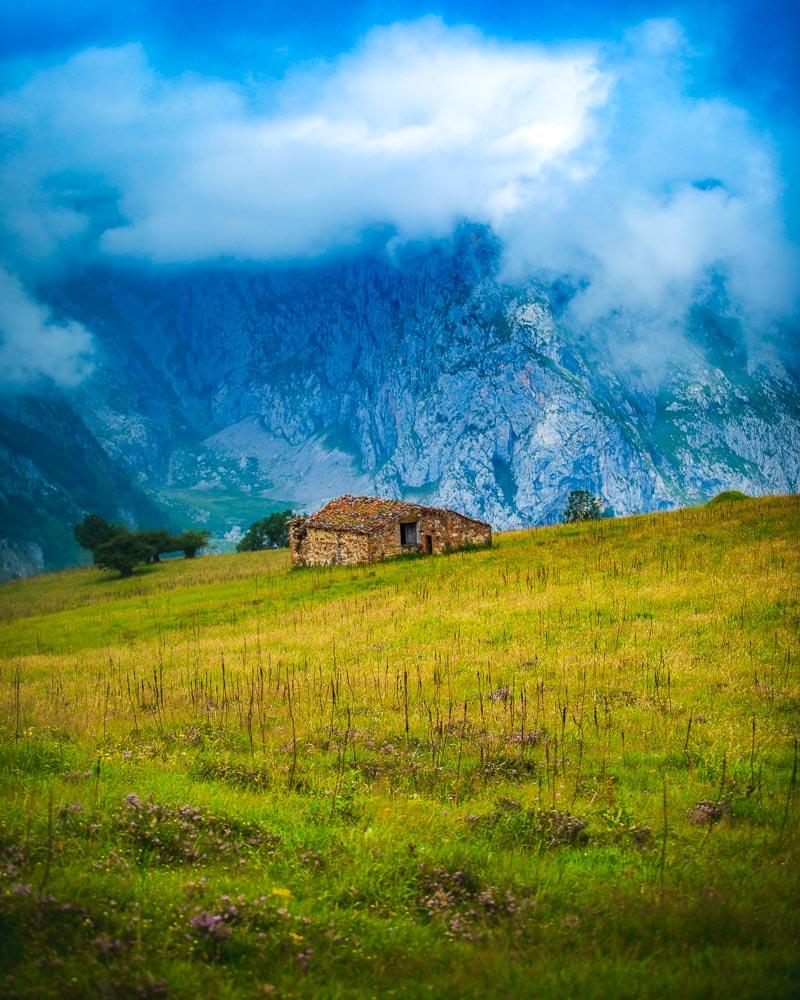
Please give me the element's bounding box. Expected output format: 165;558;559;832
3;225;798;577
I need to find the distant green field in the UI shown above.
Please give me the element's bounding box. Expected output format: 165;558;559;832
157;487;297;546
1;497;798;998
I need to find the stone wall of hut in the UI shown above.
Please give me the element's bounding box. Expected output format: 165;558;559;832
289;524;371;567
290;507;491;567
368;508;491;561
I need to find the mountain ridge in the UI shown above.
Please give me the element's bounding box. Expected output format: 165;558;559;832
2;225;798;579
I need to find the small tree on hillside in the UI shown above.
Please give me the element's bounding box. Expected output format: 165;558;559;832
139;529;178;562
93;533;153;578
237;510;296;552
175;530;211;559
74;514;125;555
563;489;603;523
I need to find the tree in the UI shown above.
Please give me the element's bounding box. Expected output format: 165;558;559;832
174;530;211;559
74;514;124;554
93;533;153;578
237;510;296;552
138;529;178;562
563;489;603;523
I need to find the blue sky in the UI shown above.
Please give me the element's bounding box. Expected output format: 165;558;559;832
0;0;797;387
1;1;797;112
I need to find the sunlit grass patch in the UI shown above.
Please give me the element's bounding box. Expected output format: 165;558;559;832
0;495;798;997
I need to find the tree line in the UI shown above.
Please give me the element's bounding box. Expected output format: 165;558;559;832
74;509;297;579
77;498;600;579
235;510;296;552
74;515;210;578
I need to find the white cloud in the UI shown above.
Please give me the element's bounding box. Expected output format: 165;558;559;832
0;20;607;262
499;20;798;345
0;15;796;376
0;268;93;389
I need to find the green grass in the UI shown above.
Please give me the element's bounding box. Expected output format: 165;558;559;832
158;487;296;528
707;489;750;504
157;487;298;552
1;496;799;998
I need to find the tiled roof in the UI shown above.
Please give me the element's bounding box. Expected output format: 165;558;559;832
299;495;489;534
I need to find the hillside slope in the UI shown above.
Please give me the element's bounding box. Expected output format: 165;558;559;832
0;496;798;997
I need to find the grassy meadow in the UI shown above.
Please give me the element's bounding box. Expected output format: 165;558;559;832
0;495;798;998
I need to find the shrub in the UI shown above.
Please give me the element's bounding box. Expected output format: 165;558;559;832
563;489;603;523
93;533;153;578
138;529;179;562
237;510;296;551
74;514;126;553
707;490;749;505
173;530;211;559
466;801;588;848
112;794;279;865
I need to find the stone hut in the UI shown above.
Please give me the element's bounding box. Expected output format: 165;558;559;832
288;495;492;567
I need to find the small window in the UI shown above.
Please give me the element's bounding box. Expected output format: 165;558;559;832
400;521;419;546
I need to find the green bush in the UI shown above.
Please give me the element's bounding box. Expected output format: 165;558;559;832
562;489;603;523
139;529;179;562
707;490;750;505
93;532;154;577
73;513;211;576
73;513;126;553
236;510;296;551
174;530;211;559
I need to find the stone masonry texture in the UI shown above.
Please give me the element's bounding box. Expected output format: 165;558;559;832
289;495;492;567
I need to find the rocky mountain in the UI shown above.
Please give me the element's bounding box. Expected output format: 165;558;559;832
0;390;168;579
2;224;798;579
